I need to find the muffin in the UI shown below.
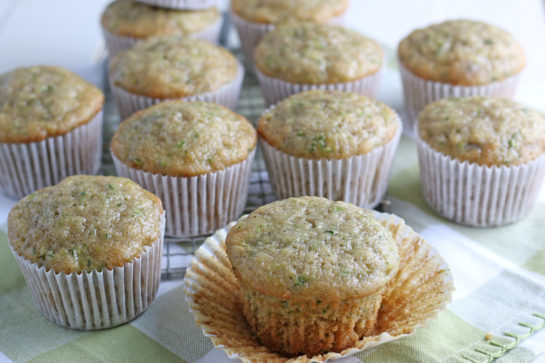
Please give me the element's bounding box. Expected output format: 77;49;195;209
254;22;383;106
230;0;349;66
225;197;400;356
416;97;545;226
100;0;222;56
7;175;165;330
133;0;216;10
258;90;400;208
0;66;104;199
109;35;243;119
111;100;257;237
398;19;525;131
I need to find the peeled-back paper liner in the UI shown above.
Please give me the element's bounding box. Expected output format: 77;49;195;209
9;213;165;330
184;212;453;363
415;134;545;227
101;16;223;57
400;63;521;135
110;62;244;119
0;111;103;199
133;0;217;10
259;108;401;209
112;149;255;237
256;66;383;107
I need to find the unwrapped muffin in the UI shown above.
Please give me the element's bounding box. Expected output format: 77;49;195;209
134;0;216;10
0;66;104;199
7;175;165;329
416;96;545;226
225;196;399;356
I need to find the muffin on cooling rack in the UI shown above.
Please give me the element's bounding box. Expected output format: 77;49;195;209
111;100;256;237
398;19;525;131
254;22;383;106
231;0;349;66
109;35;243;119
0;66;104;199
416;96;545;226
225;196;399;356
133;0;216;10
258;90;400;208
7;175;165;330
100;0;222;55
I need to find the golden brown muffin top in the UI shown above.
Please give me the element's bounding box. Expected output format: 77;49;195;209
226;197;399;301
0;66;104;143
8;175;164;274
109;35;239;98
111;101;257;176
258;90;399;159
398;19;525;85
101;0;220;38
231;0;349;24
254;23;382;84
418;97;545;166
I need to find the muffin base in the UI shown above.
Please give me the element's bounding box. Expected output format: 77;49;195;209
112;148;255;237
133;0;217;10
0;111;103;199
9;214;165;330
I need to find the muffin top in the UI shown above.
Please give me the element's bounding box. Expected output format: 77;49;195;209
226;197;399;301
111;101;257;176
8;175;164;274
418;97;545;166
254;23;383;84
110;35;239;98
101;0;220;38
231;0;349;24
398;19;525;85
0;66;104;143
258;90;399;159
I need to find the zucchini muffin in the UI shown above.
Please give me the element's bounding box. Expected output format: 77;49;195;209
111;100;256;237
258;90;401;208
8;175;165;329
416;97;545;226
254;22;383;106
225;197;399;356
101;0;222;55
134;0;217;10
398;19;525;130
0;66;104;198
109;35;243;119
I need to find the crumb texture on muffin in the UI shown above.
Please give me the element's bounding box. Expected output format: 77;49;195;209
8;175;164;274
109;35;239;98
231;0;349;24
418;97;545;166
111;101;256;176
101;0;220;38
398;19;525;85
254;23;382;84
258;90;398;159
0;66;104;143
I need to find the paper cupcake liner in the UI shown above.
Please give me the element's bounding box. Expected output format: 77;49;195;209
400;63;521;135
256;66;382;107
9;214;165;330
184;212;453;363
110;62;244;119
0;111;103;199
112;149;255;237
259;113;401;209
133;0;217;10
101;17;223;57
416;136;545;227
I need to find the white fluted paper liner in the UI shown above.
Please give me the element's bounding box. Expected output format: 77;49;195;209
0;111;103;199
416;135;545;227
400;63;521;135
10;213;165;330
256;66;383;107
112;149;255;237
111;62;244;119
184;212;453;363
101;16;223;57
134;0;217;10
